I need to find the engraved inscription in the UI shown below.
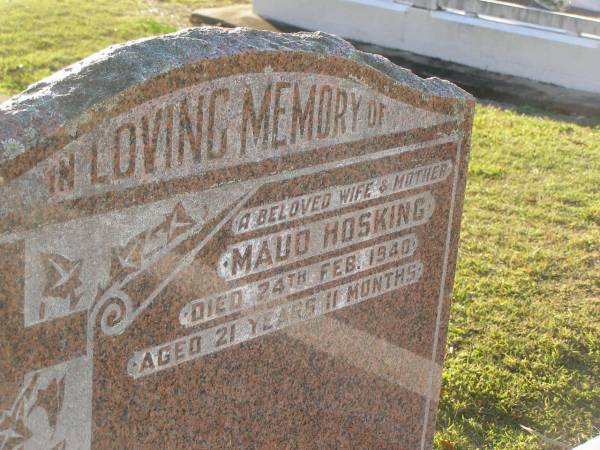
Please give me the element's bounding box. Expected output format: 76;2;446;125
129;155;450;377
45;72;395;198
180;234;418;327
1;73;452;214
128;260;423;378
219;191;434;279
234;160;451;234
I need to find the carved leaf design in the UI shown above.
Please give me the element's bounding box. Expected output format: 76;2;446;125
1;414;32;449
164;202;195;243
95;201;198;318
109;202;196;283
0;375;37;450
51;440;65;450
0;374;67;450
146;202;195;256
34;376;65;432
41;253;83;312
110;234;145;280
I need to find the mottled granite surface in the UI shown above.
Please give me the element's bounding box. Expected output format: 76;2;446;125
0;27;474;449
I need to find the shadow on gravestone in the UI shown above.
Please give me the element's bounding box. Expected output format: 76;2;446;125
0;27;474;450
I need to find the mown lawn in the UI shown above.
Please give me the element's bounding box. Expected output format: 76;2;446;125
435;106;600;449
1;1;598;449
0;0;248;94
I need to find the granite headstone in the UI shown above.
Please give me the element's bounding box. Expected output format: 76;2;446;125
0;27;475;449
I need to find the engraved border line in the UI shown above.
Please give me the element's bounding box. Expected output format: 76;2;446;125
419;136;463;450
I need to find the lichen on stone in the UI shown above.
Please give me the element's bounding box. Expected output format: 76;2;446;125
0;138;25;163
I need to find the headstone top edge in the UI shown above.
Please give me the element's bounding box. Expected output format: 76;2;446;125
0;26;474;160
3;27;473;106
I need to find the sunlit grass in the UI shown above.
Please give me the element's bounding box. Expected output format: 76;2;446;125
435;105;600;449
0;0;176;95
0;1;598;448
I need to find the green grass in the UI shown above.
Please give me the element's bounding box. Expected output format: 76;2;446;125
160;0;249;6
1;1;599;448
0;0;178;95
435;106;600;449
0;0;252;95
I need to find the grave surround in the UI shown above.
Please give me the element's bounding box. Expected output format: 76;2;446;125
0;27;475;450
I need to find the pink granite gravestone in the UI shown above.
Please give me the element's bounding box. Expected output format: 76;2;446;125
0;27;474;449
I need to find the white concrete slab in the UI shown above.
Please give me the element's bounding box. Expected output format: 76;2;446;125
191;4;280;31
574;435;600;449
253;0;600;94
572;0;600;13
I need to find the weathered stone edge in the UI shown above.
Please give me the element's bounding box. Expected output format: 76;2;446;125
0;27;474;162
